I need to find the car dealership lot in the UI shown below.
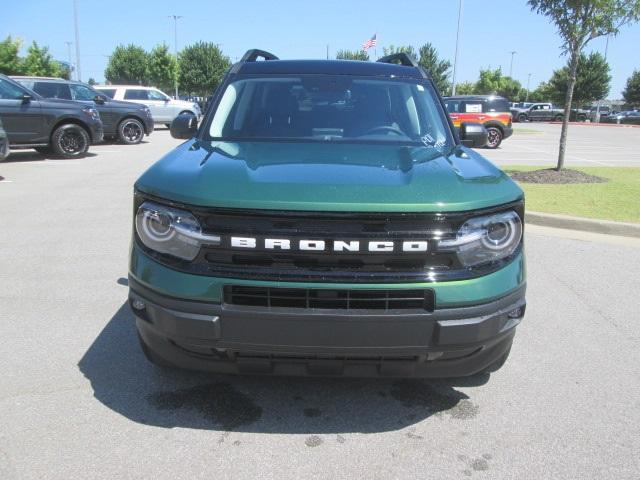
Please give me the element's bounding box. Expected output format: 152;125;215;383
1;129;640;479
483;122;640;167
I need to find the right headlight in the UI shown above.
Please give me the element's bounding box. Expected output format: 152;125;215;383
135;201;220;261
438;210;522;267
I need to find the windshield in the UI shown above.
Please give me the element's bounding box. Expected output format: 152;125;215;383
206;75;453;151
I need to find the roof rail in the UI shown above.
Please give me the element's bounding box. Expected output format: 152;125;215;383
376;52;420;68
240;49;279;62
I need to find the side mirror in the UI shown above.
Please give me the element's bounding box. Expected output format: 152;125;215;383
21;94;32;104
170;113;198;139
459;122;488;148
94;95;107;105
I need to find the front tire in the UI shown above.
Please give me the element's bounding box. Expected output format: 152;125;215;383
51;124;90;158
118;118;144;145
517;113;527;123
554;114;563;122
485;127;503;149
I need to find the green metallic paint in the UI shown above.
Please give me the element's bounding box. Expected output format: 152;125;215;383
129;244;525;308
135;140;523;213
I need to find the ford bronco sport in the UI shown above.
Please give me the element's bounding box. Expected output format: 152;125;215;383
129;50;526;378
444;95;513;149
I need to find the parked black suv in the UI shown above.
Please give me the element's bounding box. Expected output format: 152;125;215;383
13;77;154;144
0;74;103;158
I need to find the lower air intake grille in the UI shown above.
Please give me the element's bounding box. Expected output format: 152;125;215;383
224;285;435;312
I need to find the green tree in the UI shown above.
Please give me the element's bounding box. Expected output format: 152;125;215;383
417;43;451;95
530;81;552;102
179;42;230;97
475;68;523;100
528;0;640;170
544;52;611;106
58;62;72;80
336;49;369;61
22;41;63;77
455;81;476;95
148;44;178;93
87;77;97;86
105;44;149;85
622;70;640;106
0;36;23;75
382;45;416;58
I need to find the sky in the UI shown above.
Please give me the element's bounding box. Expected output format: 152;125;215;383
1;0;639;98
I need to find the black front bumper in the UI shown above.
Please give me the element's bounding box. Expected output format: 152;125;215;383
503;126;513;139
129;278;525;378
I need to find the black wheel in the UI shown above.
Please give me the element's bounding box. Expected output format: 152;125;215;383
51;124;90;158
485;127;503;149
35;146;53;155
137;332;174;369
554;114;563;122
118;118;144;144
517;113;527;123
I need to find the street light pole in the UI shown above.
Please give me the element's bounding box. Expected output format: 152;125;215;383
73;0;82;81
65;41;73;79
508;51;517;78
450;0;463;96
169;14;183;99
526;73;532;102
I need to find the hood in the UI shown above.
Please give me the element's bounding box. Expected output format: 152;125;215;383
172;99;199;110
104;98;149;111
38;97;90;110
135;140;523;213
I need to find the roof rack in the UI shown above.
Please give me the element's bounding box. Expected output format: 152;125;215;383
239;49;279;62
376;53;420;68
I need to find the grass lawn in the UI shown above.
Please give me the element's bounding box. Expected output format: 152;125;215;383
512;127;543;134
504;166;640;224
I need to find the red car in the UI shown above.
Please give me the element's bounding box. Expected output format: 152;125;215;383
444;95;513;148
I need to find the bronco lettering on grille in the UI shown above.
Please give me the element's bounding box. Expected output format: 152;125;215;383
228;237;428;253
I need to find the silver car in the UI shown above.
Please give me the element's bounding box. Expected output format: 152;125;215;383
94;85;201;126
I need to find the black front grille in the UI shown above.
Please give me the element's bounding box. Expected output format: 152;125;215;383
224;285;435;311
134;194;524;283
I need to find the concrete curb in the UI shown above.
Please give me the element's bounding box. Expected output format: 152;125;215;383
544;121;640;128
526;211;640;238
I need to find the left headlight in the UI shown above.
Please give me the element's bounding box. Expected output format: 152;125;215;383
438;210;522;267
82;106;100;121
135;201;220;261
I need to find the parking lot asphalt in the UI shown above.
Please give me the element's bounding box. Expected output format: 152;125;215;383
1;130;640;479
483;122;640;167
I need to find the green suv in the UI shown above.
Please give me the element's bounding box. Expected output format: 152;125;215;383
129;50;526;378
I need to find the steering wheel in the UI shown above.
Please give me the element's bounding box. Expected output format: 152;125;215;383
364;126;406;136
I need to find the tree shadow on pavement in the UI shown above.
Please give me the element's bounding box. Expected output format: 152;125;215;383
78;301;487;434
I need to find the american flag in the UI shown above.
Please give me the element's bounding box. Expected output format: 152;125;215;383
362;34;377;51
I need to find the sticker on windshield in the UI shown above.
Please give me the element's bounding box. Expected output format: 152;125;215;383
416;84;424;91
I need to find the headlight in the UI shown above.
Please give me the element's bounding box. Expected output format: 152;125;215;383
135;201;220;261
438;210;522;267
82;106;100;121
